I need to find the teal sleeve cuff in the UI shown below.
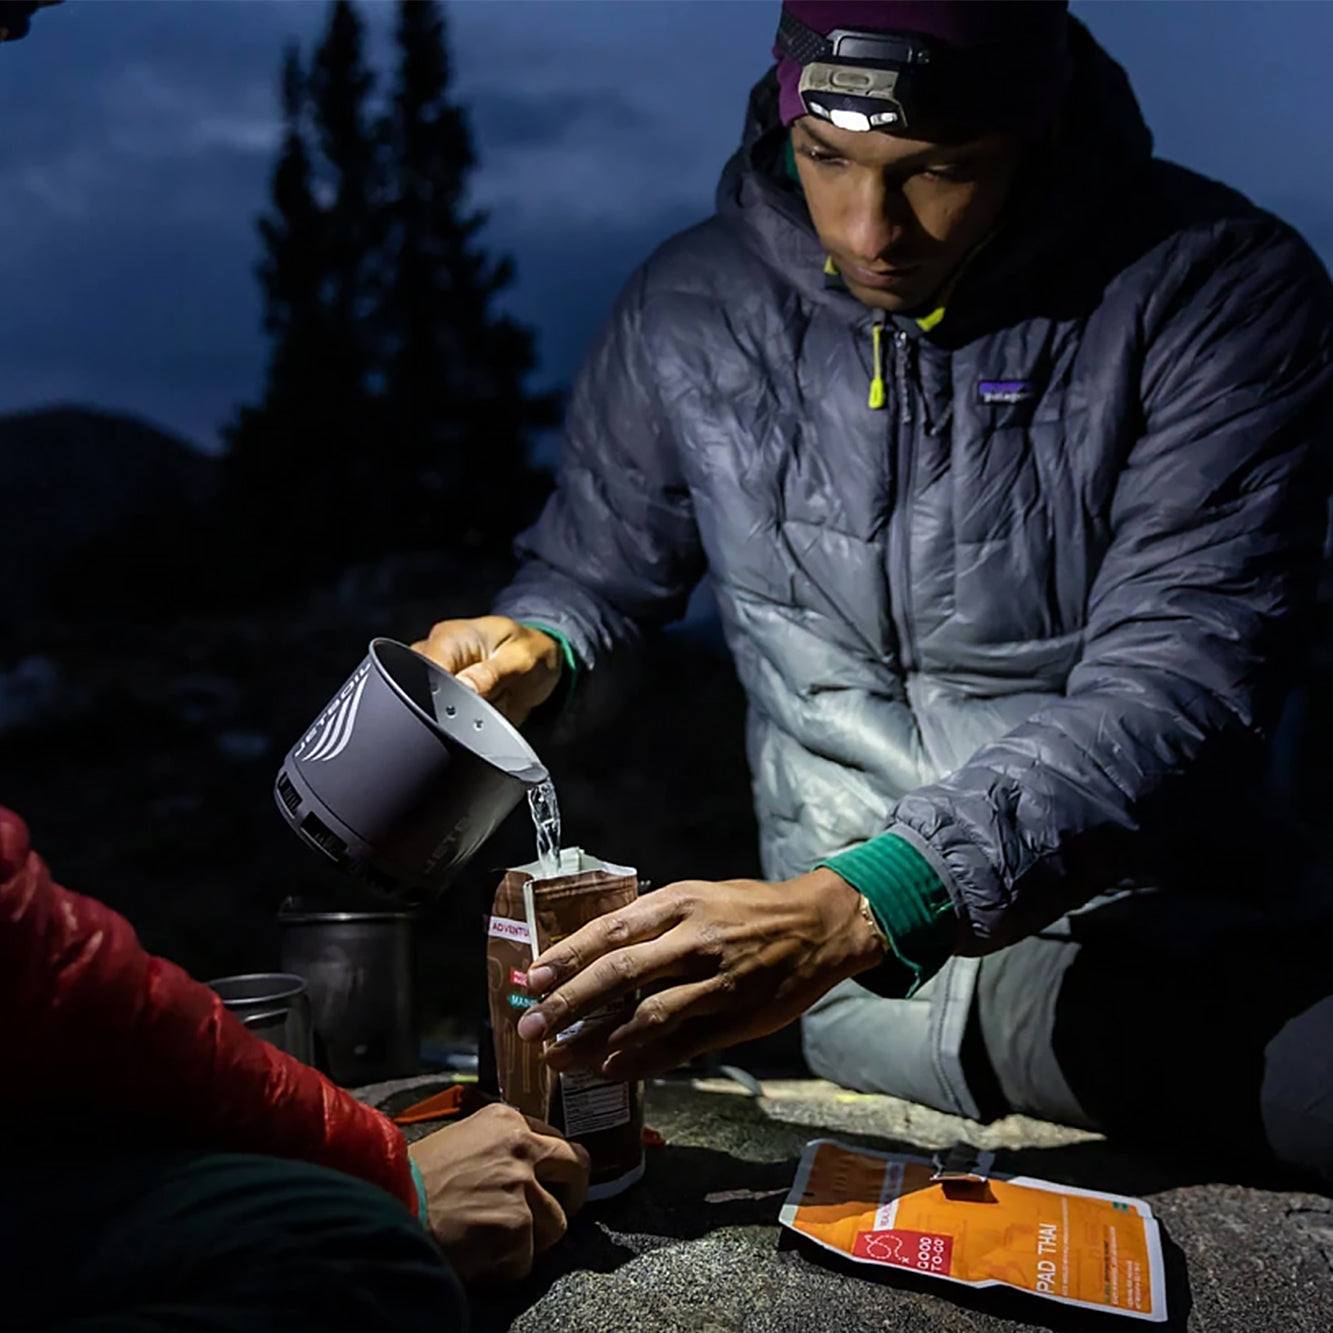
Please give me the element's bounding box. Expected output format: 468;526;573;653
409;1157;429;1226
816;833;955;998
517;621;580;715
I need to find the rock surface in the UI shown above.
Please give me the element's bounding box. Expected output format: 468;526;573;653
357;1075;1333;1333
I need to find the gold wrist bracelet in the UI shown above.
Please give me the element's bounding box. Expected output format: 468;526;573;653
857;893;891;953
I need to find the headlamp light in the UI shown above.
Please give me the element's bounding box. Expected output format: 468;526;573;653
777;5;1066;137
778;9;939;133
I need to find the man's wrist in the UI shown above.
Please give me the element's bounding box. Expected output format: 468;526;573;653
855;889;892;955
814;833;956;998
799;866;889;976
516;620;580;714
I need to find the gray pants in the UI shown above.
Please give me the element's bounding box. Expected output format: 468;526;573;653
803;890;1333;1188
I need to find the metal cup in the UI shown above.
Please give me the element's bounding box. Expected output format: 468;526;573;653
208;973;314;1065
278;905;418;1086
274;638;548;906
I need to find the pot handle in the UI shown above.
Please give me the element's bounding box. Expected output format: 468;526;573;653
239;1008;291;1029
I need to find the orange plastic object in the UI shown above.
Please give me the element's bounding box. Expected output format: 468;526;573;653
781;1140;1166;1322
392;1084;466;1125
642;1126;666;1147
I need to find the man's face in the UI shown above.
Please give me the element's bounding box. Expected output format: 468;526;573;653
790;115;1024;313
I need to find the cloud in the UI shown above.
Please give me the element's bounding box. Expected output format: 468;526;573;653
0;0;1330;457
490;200;706;386
0;0;769;449
469;87;654;152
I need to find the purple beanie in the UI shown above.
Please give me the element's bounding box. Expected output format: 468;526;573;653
773;0;1071;135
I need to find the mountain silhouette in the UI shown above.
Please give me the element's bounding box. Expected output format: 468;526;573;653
0;405;216;634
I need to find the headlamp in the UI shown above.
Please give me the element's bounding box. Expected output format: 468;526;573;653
778;11;938;133
777;8;939;133
775;5;1063;136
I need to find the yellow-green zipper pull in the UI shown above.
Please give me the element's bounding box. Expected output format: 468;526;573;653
869;315;886;409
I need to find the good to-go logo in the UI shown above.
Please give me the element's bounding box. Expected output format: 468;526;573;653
853;1229;953;1275
296;663;371;764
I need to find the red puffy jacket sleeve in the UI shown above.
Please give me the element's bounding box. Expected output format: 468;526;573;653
0;807;418;1216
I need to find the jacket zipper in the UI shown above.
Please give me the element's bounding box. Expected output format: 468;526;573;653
888;327;918;673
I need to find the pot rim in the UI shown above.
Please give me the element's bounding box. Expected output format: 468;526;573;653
277;909;415;925
206;972;309;1004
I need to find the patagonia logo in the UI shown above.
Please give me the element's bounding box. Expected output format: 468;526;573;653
978;379;1037;405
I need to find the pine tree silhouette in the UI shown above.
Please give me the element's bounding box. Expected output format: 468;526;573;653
381;0;557;551
226;0;556;586
307;0;387;540
224;43;333;569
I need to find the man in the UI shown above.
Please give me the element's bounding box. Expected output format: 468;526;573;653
0;7;588;1329
419;1;1333;1185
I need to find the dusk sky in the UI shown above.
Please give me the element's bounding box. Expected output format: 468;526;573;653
1;0;1331;453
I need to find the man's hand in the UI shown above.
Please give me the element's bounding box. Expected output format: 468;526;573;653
515;869;887;1081
412;615;561;726
408;1103;590;1284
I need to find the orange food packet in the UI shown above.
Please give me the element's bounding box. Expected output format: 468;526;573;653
780;1139;1167;1322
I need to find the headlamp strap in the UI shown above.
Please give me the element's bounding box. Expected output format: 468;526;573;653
775;9;935;71
775;9;833;66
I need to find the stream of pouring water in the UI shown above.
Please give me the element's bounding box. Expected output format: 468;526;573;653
528;778;561;879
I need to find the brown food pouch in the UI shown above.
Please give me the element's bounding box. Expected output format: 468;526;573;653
486;870;552;1120
486;849;645;1200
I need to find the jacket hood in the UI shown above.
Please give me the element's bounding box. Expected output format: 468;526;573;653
716;17;1155;339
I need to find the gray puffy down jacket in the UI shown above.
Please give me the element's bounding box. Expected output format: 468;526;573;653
494;21;1333;954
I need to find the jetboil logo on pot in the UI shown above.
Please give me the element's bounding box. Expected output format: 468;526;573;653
295;661;372;764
